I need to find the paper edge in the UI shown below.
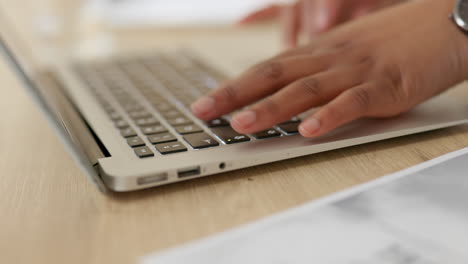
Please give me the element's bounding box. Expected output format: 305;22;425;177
141;147;468;263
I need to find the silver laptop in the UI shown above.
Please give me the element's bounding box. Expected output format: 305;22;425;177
2;12;468;192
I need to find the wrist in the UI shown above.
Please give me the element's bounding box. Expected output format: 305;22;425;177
415;0;468;82
430;0;468;81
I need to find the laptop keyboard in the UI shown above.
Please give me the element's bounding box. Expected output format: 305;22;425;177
75;52;301;158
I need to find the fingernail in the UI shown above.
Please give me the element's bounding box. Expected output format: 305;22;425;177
315;8;328;31
191;96;215;116
232;110;257;128
299;118;321;137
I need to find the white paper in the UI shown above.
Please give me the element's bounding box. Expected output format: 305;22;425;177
142;148;468;264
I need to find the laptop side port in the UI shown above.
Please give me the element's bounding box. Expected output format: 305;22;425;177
137;173;168;185
177;166;201;178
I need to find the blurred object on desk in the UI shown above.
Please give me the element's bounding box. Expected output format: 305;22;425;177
15;0;287;59
96;0;289;27
2;0;114;59
75;0;115;58
3;0;283;60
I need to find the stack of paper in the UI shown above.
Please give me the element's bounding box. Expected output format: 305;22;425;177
143;148;468;263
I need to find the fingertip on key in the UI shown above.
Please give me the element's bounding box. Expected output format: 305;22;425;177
231;110;257;131
191;96;215;118
299;118;321;137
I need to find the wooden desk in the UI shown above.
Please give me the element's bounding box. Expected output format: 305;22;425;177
1;24;468;264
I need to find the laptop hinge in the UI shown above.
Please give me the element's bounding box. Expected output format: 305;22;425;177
36;71;109;166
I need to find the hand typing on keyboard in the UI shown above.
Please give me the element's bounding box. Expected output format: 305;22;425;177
79;52;296;159
238;0;405;49
191;0;468;138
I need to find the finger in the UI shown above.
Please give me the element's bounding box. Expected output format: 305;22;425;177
191;54;333;120
230;66;367;133
299;83;376;137
351;6;373;19
301;0;316;39
312;0;344;34
237;5;281;25
281;3;301;48
270;45;312;61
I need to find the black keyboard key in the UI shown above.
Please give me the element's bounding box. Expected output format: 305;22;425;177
128;110;152;119
183;133;219;149
211;127;250;144
174;124;203;135
161;109;182;118
109;111;121;121
146;94;163;102
120;127;137;138
115;119;130;129
167;116;192;126
134;146;154;158
155;141;188;154
206;118;230;127
278;122;299;134
153;102;173;112
147;133;177;144
127;136;145;147
281;117;301;124
254;128;282;139
103;105;115;114
141;125;168;135
123;103;143;112
179;97;194;106
135;117;160;127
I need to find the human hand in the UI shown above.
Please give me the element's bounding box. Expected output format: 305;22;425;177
192;0;468;138
239;0;405;48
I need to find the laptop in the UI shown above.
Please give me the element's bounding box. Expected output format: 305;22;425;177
2;12;468;192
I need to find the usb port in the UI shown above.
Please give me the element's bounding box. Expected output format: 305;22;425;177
177;166;201;178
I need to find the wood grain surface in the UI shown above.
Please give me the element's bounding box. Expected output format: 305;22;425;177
1;5;468;264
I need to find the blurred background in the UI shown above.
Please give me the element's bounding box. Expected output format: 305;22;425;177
3;0;286;74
